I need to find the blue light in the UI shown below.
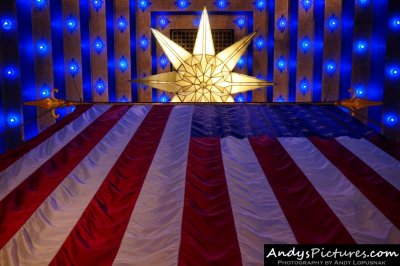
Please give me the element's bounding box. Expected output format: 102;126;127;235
299;77;309;94
175;0;190;9
325;60;337;76
118;56;129;73
160;94;170;102
159;54;169;69
354;84;366;97
34;0;48;10
255;35;265;51
117;16;128;33
237;56;245;69
354;40;368;54
40;84;50;98
327;14;339;32
384;114;399;127
253;0;266;11
139;35;149;51
95;78;106;95
65;15;78;33
357;0;369;7
215;0;229;9
91;0;103;12
235;94;245;102
234;17;247;30
193;17;201;27
158;16;170;30
4;66;17;79
7;113;20;127
1;18;15;31
301;0;312;12
277;15;288;32
390;17;400;31
138;0;152;12
120;95;129;102
93;37;104;54
276;56;287;72
36;39;49;56
276;95;285;102
68;59;79;77
300;36;312;54
386;65;400;79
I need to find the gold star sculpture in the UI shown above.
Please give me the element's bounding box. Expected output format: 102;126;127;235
133;7;274;102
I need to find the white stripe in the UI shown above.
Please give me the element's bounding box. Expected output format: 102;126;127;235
0;106;151;266
113;105;193;266
0;105;111;201
221;136;297;266
337;136;400;191
279;137;400;244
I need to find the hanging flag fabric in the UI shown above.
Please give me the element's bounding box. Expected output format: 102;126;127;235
0;104;399;266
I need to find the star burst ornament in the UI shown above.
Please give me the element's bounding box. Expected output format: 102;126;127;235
133;8;273;102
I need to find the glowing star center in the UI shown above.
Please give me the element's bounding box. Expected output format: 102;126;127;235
132;7;273;102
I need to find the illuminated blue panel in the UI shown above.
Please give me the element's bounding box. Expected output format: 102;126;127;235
36;39;50;56
139;35;149;51
390;16;400;31
214;0;230;9
193;17;201;27
1;17;15;31
237;56;245;69
117;16;128;33
312;0;324;101
300;0;312;12
138;0;152;12
354;39;368;54
159;93;170;102
276;15;288;32
276;56;287;72
158;16;170;30
65;15;78;33
300;36;311;54
40;83;50;98
129;0;138;102
33;0;48;10
235;94;245;102
3;66;18;80
7;113;20;127
106;0;116;102
175;0;190;10
91;0;103;12
118;56;129;73
234;17;247;29
386;65;400;79
357;0;370;7
325;60;337;76
93;36;104;54
68;59;80;77
255;35;265;51
384;114;399;127
95;78;106;96
298;77;310;94
253;0;266;11
159;54;169;69
326;14;339;33
80;0;93;102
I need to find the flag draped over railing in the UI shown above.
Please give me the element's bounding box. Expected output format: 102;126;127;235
0;104;399;265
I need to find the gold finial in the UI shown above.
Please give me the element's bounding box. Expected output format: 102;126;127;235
335;89;382;114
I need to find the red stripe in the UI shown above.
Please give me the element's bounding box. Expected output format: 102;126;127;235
0;105;92;172
49;105;173;266
368;134;400;161
178;137;242;266
310;137;400;229
249;136;355;244
0;105;129;249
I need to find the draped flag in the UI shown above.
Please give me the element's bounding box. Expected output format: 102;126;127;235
0;104;399;265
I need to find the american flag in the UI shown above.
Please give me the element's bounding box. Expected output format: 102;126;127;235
0;104;399;265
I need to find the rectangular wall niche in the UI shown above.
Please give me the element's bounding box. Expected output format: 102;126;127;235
170;29;234;53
